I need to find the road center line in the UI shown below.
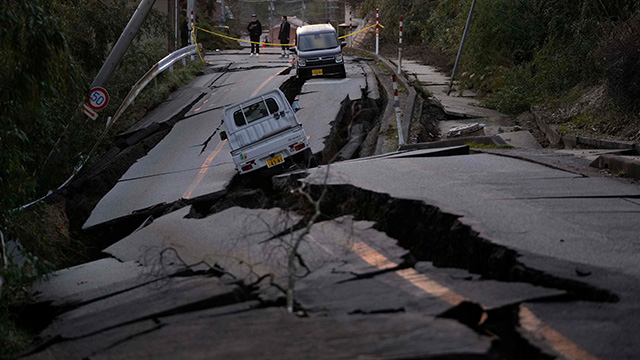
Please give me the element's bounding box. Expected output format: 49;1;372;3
182;139;226;199
183;67;284;199
350;240;599;360
251;67;288;97
351;241;467;305
519;306;599;360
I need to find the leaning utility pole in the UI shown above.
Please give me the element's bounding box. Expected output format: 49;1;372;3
447;0;477;96
91;0;157;89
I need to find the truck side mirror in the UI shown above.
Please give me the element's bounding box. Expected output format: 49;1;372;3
220;131;227;141
292;102;301;112
340;41;347;48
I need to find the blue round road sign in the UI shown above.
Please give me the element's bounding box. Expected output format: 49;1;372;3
88;87;109;111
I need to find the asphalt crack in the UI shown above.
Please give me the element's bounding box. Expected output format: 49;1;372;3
87;323;166;358
198;120;225;155
348;307;405;315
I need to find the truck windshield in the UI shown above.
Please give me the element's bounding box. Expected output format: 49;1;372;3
298;32;339;51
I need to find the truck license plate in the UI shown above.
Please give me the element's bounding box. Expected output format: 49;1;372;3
266;154;284;168
312;69;323;76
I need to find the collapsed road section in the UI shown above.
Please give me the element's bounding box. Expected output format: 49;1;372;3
22;145;640;360
70;58;384;250
20;52;640;360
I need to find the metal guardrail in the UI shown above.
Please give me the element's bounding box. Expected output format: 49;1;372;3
17;44;201;211
107;44;200;130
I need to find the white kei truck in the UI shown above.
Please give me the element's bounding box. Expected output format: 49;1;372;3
220;89;312;175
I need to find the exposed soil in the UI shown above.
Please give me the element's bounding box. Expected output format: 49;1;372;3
409;98;446;143
513;112;551;148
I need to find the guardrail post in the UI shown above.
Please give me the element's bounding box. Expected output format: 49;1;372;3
375;8;379;54
398;16;403;75
349;11;353;47
393;75;405;145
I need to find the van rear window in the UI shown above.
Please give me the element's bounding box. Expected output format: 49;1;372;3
233;97;280;127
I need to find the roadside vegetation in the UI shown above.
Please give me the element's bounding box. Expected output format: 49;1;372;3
0;0;234;356
355;0;640;141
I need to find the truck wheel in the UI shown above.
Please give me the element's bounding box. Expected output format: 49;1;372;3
303;149;318;168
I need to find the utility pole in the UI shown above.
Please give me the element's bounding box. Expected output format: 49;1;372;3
447;0;477;96
349;10;352;46
329;0;340;27
187;0;196;61
268;1;275;38
325;0;328;22
91;0;157;89
170;0;177;73
220;0;225;24
302;0;306;24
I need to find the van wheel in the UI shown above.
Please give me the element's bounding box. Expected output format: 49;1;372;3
338;65;346;78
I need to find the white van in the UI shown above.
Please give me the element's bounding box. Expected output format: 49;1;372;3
220;89;312;175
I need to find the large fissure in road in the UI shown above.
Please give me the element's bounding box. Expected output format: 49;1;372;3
74;70;384;249
125;171;612;360
187;178;618;303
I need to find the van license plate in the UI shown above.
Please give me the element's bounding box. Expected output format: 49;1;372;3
266;154;284;168
312;69;323;76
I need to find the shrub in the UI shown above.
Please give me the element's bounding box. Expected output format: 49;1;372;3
0;1;206;355
597;12;640;110
359;0;640;113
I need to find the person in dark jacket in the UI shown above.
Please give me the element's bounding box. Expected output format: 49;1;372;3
180;18;189;48
278;15;291;58
247;14;262;56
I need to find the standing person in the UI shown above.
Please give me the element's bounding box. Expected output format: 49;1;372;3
180;18;189;48
247;14;262;57
278;15;291;58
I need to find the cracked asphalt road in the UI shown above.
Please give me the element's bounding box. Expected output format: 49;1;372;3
24;49;640;360
83;49;372;229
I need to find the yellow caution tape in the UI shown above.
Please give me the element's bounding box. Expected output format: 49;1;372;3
192;25;214;65
196;26;295;46
194;23;385;48
339;24;385;39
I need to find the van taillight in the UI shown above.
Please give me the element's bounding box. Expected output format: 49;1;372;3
294;143;306;151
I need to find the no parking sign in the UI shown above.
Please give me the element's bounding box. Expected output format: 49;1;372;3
88;87;109;111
